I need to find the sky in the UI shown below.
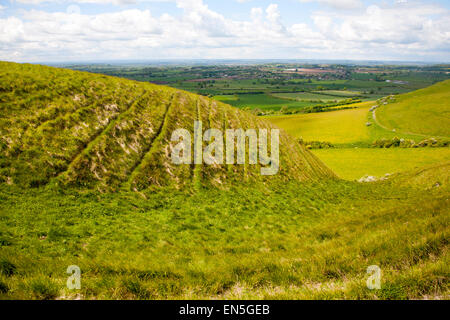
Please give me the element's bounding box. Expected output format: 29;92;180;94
0;0;449;63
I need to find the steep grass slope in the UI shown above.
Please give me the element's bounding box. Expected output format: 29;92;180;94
0;163;448;300
0;62;334;191
376;80;450;137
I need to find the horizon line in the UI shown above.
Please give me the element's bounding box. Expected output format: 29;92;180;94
9;58;449;67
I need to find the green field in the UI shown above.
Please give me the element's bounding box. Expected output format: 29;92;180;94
266;81;450;180
313;148;450;180
271;92;347;102
70;63;450;100
316;90;362;97
265;99;434;146
265;101;375;144
216;93;327;111
212;94;239;102
376;80;450;137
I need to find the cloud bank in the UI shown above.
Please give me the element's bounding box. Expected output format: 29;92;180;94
1;0;449;62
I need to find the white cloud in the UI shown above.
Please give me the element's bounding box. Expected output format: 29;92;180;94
266;4;280;24
1;0;449;62
307;2;450;59
12;0;164;4
265;4;286;33
299;0;362;10
250;7;263;20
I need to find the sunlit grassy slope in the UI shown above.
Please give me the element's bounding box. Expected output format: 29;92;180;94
265;100;429;145
0;61;334;192
264;101;374;144
265;82;450;180
376;80;450;137
313;148;450;180
0;162;449;300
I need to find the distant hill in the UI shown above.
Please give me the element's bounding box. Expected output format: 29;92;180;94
376;80;450;137
0;62;334;191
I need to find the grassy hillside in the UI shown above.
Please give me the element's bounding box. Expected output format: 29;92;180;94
0;62;448;300
0;164;449;300
376;80;450;137
313;148;450;180
0;62;334;192
265;81;450;179
264;100;431;146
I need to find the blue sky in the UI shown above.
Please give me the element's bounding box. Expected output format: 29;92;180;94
0;0;449;62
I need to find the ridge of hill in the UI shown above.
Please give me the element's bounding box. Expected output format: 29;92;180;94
0;62;335;191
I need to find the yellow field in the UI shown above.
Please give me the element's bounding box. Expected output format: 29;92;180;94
313;148;450;180
265;87;450;181
265;101;374;144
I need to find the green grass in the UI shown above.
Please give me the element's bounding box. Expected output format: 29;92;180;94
367;112;426;143
315;90;362;97
213;95;238;102
312;148;450;180
265;82;450;182
69;63;450;99
265;100;431;146
222;93;326;111
265;101;374;144
0;169;448;299
271;92;347;102
1;62;449;300
376;80;450;137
